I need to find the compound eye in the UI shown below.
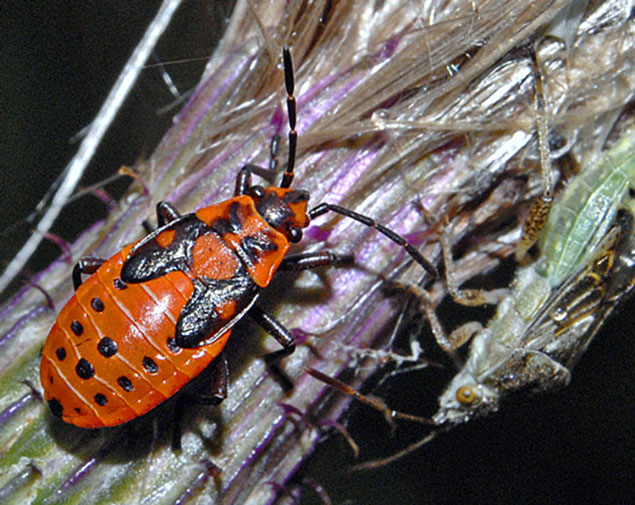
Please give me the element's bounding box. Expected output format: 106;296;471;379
456;385;478;405
288;226;303;243
248;185;264;198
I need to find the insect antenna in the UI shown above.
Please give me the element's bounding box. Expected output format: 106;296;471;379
348;431;441;471
280;46;297;189
307;368;442;470
307;368;434;426
307;204;438;278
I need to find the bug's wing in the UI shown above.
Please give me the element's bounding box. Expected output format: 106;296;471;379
121;214;209;283
176;275;259;348
523;218;633;368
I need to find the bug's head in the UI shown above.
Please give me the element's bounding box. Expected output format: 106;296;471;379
433;371;500;426
249;185;310;242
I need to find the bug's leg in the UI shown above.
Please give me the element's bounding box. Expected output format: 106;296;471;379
248;305;295;391
440;230;508;308
190;353;229;406
142;201;181;233
171;354;229;450
156;201;181;227
72;257;105;290
515;51;554;262
386;279;475;353
387;222;511;351
234;136;282;196
142;221;154;234
235;163;276;196
279;251;354;271
308;203;438;278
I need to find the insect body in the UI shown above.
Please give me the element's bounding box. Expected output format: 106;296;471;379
435;129;635;425
40;48;436;429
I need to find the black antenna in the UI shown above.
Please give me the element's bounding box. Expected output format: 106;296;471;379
280;46;297;189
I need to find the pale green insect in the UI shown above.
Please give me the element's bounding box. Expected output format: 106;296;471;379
434;129;635;425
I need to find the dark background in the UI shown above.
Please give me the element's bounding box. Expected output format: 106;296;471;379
0;0;231;297
1;2;632;504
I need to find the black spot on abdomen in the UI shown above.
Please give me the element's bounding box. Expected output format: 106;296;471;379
94;393;108;406
142;357;158;373
91;297;104;312
48;398;63;418
71;321;83;336
76;358;95;379
117;376;134;392
97;337;118;357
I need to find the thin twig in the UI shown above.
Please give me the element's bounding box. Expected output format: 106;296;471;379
0;0;183;295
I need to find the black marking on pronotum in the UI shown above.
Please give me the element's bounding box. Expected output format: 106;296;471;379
56;347;66;361
91;297;104;312
71;320;83;336
240;235;279;266
113;277;127;290
117;376;134;392
74;407;81;414
229;201;243;233
48;398;63;418
94;393;108;406
76;358;95;379
97;337;118;357
142;356;158;373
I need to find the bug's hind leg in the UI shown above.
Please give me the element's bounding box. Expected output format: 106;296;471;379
190;353;229;406
171;354;229;450
248;305;296;392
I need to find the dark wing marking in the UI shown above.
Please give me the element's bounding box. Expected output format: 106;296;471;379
176;270;259;348
121;214;209;283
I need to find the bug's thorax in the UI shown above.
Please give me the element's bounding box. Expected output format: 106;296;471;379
249;186;310;242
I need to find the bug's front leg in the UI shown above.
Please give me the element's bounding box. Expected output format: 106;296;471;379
234;135;281;196
142;201;182;233
72;258;105;290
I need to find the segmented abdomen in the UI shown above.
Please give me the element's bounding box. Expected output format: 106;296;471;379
40;246;229;428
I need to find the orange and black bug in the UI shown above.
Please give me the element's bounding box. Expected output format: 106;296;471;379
40;47;437;434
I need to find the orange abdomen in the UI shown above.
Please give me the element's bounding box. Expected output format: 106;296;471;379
40;246;230;428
